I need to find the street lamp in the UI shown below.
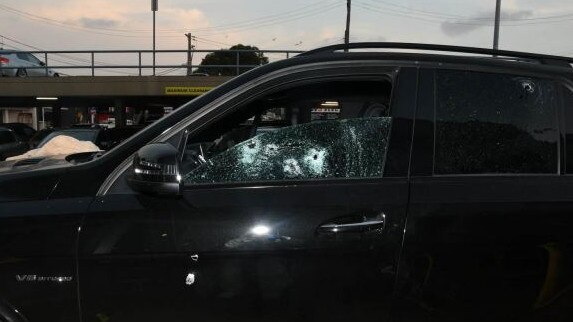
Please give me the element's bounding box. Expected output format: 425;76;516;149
151;0;158;75
493;0;501;50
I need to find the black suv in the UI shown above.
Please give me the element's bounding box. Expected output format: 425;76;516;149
1;43;573;322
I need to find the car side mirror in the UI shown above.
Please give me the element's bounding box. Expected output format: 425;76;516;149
127;142;181;195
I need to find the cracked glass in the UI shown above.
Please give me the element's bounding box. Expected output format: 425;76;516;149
185;117;392;184
435;70;559;174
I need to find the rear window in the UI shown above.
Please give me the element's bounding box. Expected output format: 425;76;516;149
434;70;559;175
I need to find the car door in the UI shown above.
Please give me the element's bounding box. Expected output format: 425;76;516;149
0;170;85;322
25;54;47;76
394;67;573;322
79;65;417;322
15;53;33;75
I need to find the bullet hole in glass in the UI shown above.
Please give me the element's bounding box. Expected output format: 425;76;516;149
185;118;392;183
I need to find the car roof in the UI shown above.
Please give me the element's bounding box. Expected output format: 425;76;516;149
2;123;33;128
58;128;100;133
0;49;21;54
262;42;572;79
301;42;573;67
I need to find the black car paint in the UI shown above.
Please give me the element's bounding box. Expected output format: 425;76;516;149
0;128;30;161
76;67;417;322
0;51;571;322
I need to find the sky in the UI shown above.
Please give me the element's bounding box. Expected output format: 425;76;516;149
0;0;571;75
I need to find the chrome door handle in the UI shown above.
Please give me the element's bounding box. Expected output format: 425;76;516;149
317;213;386;234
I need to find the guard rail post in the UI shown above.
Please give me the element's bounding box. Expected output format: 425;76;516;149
91;52;95;76
236;51;240;76
44;53;48;76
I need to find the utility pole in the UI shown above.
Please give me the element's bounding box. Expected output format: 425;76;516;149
185;33;195;76
493;0;501;50
344;0;351;49
152;0;158;75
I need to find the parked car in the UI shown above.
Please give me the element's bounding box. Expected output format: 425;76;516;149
0;43;573;322
37;128;103;149
0;127;29;160
27;127;58;149
0;50;60;77
0;122;36;141
98;125;145;150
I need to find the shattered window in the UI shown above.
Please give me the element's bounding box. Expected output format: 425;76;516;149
435;70;559;174
185;117;392;184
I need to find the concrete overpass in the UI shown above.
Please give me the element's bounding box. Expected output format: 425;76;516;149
0;48;301;128
0;76;232;128
0;76;232;107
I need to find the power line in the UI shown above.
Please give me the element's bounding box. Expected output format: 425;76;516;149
140;1;343;38
365;0;573;22
197;3;345;37
0;1;342;36
354;2;573;27
355;0;573;26
193;36;231;47
0;2;344;49
170;0;342;34
0;34;137;75
0;4;146;38
157;67;184;76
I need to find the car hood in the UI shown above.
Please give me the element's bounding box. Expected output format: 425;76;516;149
0;151;103;175
0;155;73;174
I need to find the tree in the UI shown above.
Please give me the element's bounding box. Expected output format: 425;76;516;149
195;44;269;76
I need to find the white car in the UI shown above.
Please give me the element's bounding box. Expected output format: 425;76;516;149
0;50;60;77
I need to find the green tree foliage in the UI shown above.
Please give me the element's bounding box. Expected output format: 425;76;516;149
195;44;269;76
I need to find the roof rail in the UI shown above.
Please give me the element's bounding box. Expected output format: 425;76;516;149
301;42;573;67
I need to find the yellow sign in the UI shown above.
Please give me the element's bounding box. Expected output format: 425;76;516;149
165;86;213;96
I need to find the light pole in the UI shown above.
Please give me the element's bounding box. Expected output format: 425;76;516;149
344;0;351;49
493;0;501;50
151;0;158;75
185;33;195;76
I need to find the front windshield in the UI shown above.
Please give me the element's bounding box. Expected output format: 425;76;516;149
39;130;98;148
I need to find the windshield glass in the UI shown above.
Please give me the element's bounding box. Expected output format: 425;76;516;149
39;130;98;148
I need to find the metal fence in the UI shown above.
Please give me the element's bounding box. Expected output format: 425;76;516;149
0;49;304;77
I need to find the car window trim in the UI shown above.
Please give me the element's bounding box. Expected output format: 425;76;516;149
97;60;413;196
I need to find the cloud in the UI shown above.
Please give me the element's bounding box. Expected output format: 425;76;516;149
441;10;533;37
353;35;387;42
77;18;119;29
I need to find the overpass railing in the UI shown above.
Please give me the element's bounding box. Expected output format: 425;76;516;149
0;49;304;77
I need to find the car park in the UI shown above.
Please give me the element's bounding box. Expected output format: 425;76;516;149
0;43;572;322
0;50;60;77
